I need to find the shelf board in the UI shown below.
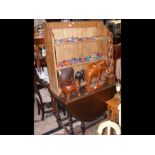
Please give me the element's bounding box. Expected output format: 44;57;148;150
54;39;97;46
56;58;104;70
54;36;109;46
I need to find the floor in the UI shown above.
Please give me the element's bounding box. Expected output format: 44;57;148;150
34;88;108;135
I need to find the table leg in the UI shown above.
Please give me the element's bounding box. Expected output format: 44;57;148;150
68;113;74;135
81;122;85;135
54;100;61;127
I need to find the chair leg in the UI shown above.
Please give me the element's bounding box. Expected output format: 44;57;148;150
81;122;85;135
38;106;40;115
63;109;66;116
41;105;45;121
68;113;74;135
36;99;41;115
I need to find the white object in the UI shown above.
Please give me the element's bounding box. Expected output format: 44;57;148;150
116;82;121;92
41;47;46;57
98;102;121;135
98;120;121;135
40;72;46;79
116;58;121;80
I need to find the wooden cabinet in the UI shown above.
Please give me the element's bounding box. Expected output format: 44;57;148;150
106;98;120;123
44;21;114;95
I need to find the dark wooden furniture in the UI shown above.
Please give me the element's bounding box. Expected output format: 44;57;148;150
34;37;47;72
48;80;116;134
34;70;53;121
106;97;120;123
34;80;52;121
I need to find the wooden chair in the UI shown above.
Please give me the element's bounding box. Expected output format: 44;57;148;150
34;80;53;121
34;68;53;121
34;68;66;121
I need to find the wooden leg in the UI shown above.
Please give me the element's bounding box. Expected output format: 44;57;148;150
41;107;44;121
96;79;100;88
66;93;71;100
54;100;61;127
96;74;101;88
68;113;74;135
81;122;85;135
63;109;66;116
86;81;91;93
36;99;40;115
38;106;40;115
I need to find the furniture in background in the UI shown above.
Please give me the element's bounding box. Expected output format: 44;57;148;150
105;97;120;123
34;80;52;121
34;68;66;121
34;37;47;72
34;69;53;121
98;99;121;135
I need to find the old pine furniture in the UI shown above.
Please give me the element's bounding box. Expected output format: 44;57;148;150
105;97;120;123
44;21;116;134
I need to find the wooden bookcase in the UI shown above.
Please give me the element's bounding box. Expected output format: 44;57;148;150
44;21;114;95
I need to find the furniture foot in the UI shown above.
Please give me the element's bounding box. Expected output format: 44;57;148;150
81;122;85;135
68;113;74;135
54;100;61;127
41;106;44;121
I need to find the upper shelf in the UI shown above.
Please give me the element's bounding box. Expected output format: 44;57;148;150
54;39;97;46
54;36;110;46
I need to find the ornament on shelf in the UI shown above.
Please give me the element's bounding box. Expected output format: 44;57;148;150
60;79;81;101
84;60;108;93
114;81;121;100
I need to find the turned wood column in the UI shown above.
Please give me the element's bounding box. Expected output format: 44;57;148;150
68;113;74;135
54;99;61;127
81;122;85;135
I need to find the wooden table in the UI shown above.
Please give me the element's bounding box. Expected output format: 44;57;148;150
48;80;116;135
106;97;120;123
